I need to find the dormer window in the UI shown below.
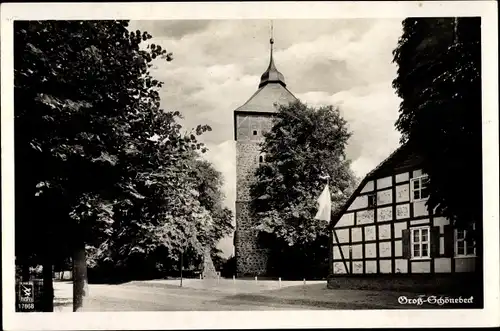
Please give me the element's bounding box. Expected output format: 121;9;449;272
253;130;258;136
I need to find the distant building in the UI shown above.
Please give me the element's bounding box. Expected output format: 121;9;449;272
328;144;479;285
233;38;297;277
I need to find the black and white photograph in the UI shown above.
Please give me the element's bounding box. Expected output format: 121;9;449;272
1;1;499;330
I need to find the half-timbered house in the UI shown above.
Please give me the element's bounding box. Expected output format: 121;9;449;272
328;144;480;289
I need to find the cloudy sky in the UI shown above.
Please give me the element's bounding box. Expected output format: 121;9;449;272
128;19;405;256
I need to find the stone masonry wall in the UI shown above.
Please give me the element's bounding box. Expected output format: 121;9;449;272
235;113;274;277
235;202;269;276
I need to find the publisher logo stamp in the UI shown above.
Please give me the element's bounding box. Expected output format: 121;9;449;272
17;281;35;311
398;295;474;306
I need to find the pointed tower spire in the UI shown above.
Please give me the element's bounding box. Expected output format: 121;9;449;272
259;21;286;88
270;21;274;62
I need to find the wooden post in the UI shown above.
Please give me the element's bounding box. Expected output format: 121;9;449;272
180;251;183;287
328;226;333;278
278;277;281;288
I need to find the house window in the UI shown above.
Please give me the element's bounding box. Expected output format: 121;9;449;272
252;130;258;136
410;226;430;259
455;229;475;257
367;193;376;208
411;175;429;201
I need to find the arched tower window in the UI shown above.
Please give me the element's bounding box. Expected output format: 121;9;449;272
258;152;266;164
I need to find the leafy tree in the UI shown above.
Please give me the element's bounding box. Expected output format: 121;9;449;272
85;120;214;282
14;20;214;310
392;18;482;243
86;156;234;282
184;159;234;275
392;19;483;304
210;248;227;272
249;101;357;278
191;159;234;248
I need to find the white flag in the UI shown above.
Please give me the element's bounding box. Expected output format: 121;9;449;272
314;183;331;222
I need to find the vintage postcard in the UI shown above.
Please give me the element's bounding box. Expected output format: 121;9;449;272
1;1;499;330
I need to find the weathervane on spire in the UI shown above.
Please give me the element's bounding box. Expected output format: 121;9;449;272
258;20;286;88
269;20;274;63
270;20;274;44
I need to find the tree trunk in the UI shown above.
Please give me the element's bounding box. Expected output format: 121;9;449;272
21;263;30;281
73;236;88;312
41;259;54;312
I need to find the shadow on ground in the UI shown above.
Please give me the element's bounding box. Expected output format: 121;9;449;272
210;284;397;309
214;283;481;309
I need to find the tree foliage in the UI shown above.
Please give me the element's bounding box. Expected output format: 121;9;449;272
249;101;357;278
220;255;236;278
392;18;482;240
14;20;227;286
191;159;234;248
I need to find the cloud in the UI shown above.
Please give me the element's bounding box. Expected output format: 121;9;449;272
128;20;213;40
129;19;405;257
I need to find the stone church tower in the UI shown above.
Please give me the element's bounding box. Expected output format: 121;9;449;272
233;37;297;277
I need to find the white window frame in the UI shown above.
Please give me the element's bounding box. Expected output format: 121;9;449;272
410;226;431;260
455;228;476;258
410;175;430;202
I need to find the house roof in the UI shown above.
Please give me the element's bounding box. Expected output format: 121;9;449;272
329;143;424;229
